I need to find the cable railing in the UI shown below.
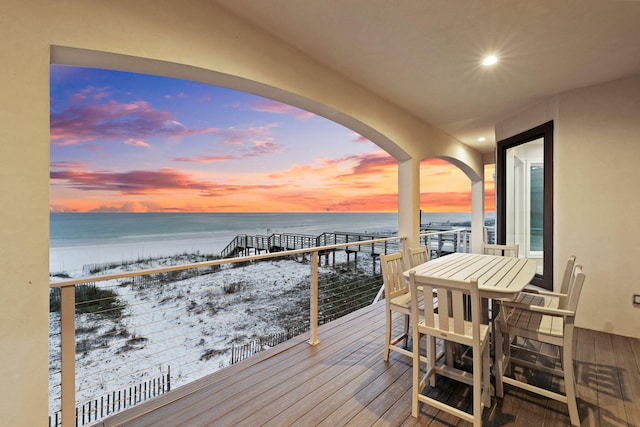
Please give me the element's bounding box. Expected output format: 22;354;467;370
48;236;406;427
48;228;473;427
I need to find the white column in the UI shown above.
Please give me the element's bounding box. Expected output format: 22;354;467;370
398;158;421;250
470;175;485;253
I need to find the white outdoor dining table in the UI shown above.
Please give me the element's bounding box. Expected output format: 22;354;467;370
406;252;537;301
405;252;537;375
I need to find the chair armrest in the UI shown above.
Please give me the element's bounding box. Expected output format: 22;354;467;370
506;303;575;317
521;288;566;298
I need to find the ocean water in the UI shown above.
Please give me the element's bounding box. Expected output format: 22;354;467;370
49;211;480;272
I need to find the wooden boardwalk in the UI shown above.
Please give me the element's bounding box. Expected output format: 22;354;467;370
101;302;640;426
220;231;402;258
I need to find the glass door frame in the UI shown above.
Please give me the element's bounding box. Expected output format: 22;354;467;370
496;121;554;290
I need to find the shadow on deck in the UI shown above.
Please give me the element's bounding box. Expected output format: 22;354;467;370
100;302;640;426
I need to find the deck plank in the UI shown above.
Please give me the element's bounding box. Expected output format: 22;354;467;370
611;334;640;426
100;302;640;427
262;340;397;426
104;305;381;426
575;327;599;427
594;331;629;426
497;339;563;426
205;336;387;425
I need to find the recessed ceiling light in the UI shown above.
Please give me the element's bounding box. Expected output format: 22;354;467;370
482;55;498;66
478;137;486;142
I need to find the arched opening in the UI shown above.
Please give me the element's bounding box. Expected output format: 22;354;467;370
50;46;485;253
417;157;492;251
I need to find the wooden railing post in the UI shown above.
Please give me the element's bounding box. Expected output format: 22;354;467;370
308;251;320;345
60;284;76;427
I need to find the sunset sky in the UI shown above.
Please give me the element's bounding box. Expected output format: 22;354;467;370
50;65;494;213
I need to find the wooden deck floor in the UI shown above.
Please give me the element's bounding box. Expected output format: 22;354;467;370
101;302;640;427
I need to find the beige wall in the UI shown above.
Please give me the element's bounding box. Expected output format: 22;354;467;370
497;74;640;339
0;0;483;424
556;74;640;337
1;3;53;426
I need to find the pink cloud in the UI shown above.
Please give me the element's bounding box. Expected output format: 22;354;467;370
90;201;166;213
258;189;398;212
69;86;111;104
268;164;315;179
51;87;218;146
172;140;284;163
124;138;151;148
50;168;215;195
249;99;314;119
173;155;235;163
242;141;284;157
322;193;398;212
334;152;396;178
351;133;370;143
220;123;279;146
265;152;395;182
50;167;286;197
50;160;88;170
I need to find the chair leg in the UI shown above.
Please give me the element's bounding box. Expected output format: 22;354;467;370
403;313;410;349
384;309;392;361
482;343;491;408
472;340;483;427
494;318;505;398
563;331;580;426
411;327;422;417
426;335;436;387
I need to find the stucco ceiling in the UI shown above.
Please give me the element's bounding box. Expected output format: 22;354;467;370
212;0;640;153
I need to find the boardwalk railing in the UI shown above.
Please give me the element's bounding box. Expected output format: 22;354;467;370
220;231;400;258
418;227;471;257
221;229;472;259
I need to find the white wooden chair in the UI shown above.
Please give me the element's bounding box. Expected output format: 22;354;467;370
406;246;429;268
514;255;576;309
501;256;577;358
408;270;491;426
480;242;519;331
481;242;519;257
380;252;421;361
494;265;586;426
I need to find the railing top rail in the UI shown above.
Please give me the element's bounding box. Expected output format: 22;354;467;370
50;235;406;289
419;228;467;237
331;231;395;235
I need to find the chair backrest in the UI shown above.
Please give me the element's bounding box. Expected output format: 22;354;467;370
559;255;577;295
564;264;585;313
407;246;429;268
481;243;519;257
409;271;484;346
380;252;409;300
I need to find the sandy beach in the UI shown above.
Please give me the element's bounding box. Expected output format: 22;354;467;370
49;248;379;419
50;233;230;273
